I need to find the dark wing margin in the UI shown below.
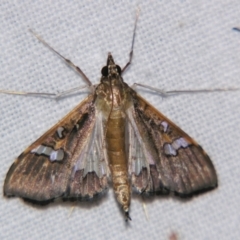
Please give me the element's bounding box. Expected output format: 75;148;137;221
4;95;109;203
127;93;217;196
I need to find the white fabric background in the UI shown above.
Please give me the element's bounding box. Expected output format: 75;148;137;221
0;1;240;240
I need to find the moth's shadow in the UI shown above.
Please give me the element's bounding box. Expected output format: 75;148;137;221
17;191;109;212
8;185;216;222
132;185;217;205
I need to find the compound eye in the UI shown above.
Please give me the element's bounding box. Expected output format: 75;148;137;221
116;65;122;75
101;66;108;76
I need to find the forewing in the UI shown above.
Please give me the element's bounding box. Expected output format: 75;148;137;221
4;95;109;202
127;94;217;196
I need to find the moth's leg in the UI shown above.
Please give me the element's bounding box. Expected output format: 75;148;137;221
0;85;90;99
122;8;140;74
132;83;239;98
0;89;56;98
1;29;94;99
54;85;92;99
131;83;167;97
29;29;92;87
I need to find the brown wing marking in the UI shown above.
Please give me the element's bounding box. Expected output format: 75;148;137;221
129;94;217;195
4;95;108;202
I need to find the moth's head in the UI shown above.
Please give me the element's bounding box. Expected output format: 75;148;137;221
101;53;122;79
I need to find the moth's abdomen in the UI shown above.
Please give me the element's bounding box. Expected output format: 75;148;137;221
106;112;130;213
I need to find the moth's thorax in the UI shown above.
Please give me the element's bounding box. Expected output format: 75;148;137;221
95;55;131;115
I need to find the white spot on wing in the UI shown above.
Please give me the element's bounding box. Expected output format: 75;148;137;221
172;138;189;150
31;145;64;161
50;149;64;161
161;121;168;132
42;146;52;155
164;138;189;156
57;126;64;138
164;143;177;156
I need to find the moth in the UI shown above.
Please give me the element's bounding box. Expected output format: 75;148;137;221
3;15;218;221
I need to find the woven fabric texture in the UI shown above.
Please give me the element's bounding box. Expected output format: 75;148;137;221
0;1;239;240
